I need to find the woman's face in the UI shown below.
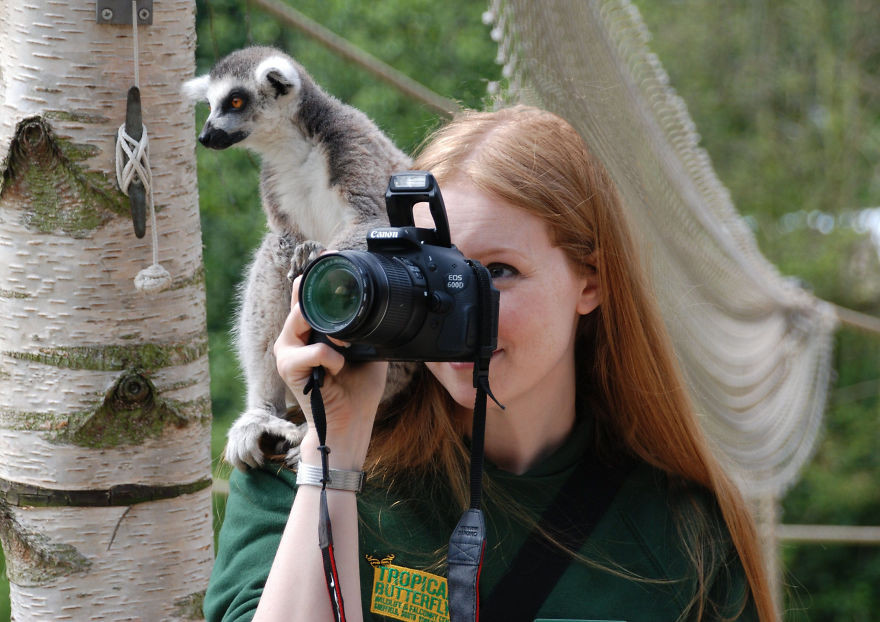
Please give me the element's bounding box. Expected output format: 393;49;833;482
417;180;600;422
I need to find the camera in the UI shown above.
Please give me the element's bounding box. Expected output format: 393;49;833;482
299;171;499;362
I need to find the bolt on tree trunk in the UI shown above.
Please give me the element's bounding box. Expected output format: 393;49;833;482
0;1;213;619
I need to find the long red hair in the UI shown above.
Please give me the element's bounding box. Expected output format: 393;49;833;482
366;106;774;621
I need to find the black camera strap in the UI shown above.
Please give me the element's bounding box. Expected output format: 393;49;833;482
303;366;347;622
481;454;633;620
447;261;503;622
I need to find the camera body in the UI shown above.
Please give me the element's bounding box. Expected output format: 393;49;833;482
299;171;499;362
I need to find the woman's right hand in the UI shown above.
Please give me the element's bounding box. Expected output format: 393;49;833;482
274;275;388;471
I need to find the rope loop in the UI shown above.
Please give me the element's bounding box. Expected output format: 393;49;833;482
115;123;151;194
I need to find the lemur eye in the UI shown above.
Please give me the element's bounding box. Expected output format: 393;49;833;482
230;96;244;109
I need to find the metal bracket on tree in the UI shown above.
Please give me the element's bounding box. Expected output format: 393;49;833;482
96;0;153;25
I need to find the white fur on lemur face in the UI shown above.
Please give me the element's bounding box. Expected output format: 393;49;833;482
184;49;302;150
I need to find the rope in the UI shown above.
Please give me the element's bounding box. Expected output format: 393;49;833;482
115;0;171;295
132;0;140;89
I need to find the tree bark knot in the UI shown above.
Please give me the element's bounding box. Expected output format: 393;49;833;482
0;115;128;237
68;369;190;448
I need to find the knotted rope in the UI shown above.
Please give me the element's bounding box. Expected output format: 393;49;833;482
115;0;171;294
115;123;170;293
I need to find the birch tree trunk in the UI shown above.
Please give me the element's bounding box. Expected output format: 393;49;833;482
0;1;212;619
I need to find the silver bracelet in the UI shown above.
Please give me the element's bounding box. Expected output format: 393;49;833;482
296;461;365;493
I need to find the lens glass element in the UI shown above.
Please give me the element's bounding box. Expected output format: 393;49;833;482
302;256;364;331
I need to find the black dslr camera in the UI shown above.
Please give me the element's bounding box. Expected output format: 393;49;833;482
298;171;499;362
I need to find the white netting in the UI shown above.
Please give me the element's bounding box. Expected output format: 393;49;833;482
486;0;838;497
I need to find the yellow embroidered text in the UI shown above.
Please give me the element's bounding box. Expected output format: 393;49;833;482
369;563;449;622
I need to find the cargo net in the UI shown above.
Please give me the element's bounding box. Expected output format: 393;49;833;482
485;0;838;498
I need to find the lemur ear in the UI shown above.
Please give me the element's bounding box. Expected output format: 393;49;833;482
182;74;211;102
255;56;301;98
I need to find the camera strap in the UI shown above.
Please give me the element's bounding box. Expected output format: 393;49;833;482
481;454;633;620
447;261;503;622
303;366;347;622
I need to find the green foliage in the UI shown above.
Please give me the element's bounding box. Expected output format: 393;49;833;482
635;0;880;313
783;542;880;622
635;2;880;619
0;547;7;622
208;330;244;465
780;327;880;621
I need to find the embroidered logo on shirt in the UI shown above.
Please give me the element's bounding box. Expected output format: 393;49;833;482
368;561;449;622
366;553;396;567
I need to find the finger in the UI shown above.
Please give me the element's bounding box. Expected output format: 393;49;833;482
290;275;302;310
313;343;346;376
275;303;312;352
276;342;346;386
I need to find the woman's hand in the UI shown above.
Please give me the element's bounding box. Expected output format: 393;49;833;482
256;273;379;621
274;275;388;470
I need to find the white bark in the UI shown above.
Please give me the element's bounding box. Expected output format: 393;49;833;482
0;1;212;620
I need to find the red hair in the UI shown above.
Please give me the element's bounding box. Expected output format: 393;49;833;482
367;106;774;621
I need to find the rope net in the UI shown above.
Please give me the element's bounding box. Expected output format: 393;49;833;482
486;0;838;497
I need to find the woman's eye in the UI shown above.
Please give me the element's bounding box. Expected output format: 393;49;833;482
487;263;518;280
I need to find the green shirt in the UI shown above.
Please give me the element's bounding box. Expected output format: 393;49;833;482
204;418;755;621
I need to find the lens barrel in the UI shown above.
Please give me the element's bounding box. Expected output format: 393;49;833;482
300;251;426;345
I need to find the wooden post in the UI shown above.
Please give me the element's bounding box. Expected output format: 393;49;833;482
757;493;782;619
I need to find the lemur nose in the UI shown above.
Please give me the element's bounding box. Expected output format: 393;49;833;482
198;120;215;147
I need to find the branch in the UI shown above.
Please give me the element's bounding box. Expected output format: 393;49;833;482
832;303;880;335
249;0;460;117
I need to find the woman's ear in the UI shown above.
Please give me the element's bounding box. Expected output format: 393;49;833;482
576;267;601;316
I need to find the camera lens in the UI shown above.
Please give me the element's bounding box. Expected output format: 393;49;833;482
300;251;427;344
302;256;363;330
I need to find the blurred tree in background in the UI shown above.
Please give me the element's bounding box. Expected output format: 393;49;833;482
2;1;877;620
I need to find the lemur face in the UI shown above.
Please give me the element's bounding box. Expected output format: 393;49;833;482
183;48;302;150
195;79;255;149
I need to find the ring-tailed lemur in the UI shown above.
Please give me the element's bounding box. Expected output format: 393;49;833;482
184;47;413;470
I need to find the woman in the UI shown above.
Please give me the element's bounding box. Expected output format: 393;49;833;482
205;106;774;621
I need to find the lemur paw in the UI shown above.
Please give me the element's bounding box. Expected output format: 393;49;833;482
288;240;325;281
224;408;307;471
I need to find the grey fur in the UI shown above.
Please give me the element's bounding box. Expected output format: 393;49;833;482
186;47;413;470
